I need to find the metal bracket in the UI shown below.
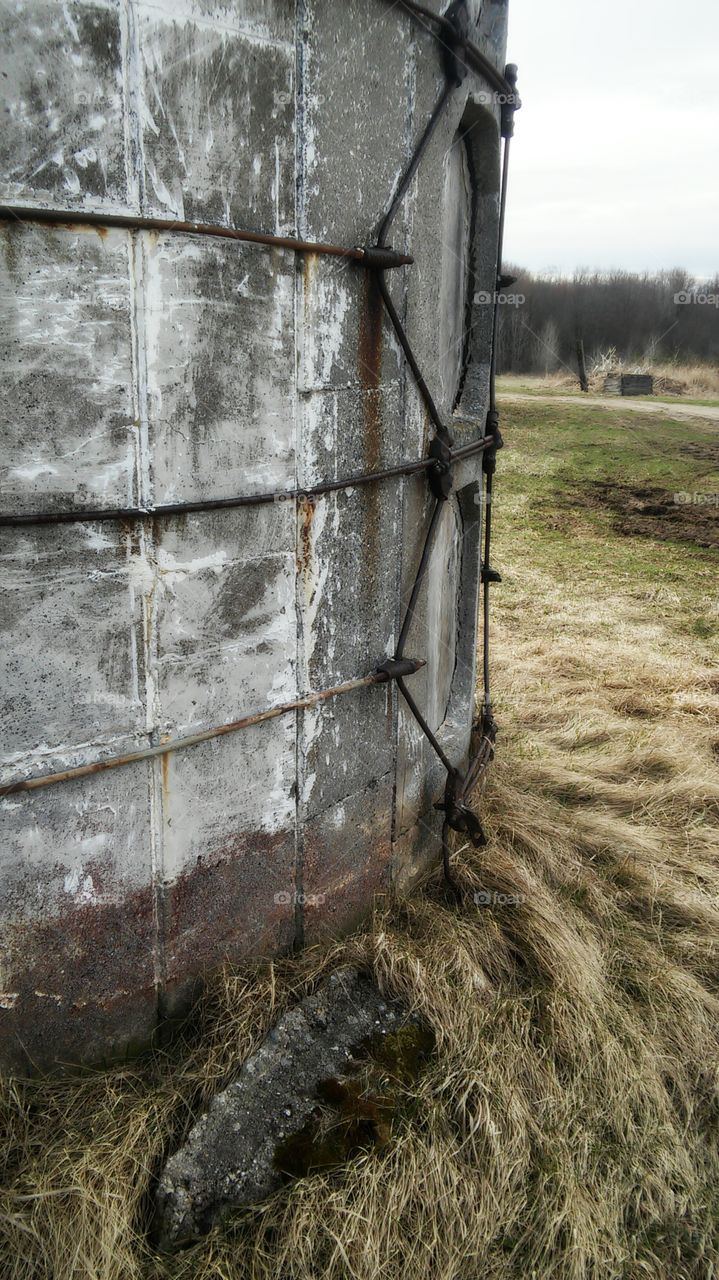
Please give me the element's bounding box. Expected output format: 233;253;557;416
427;436;453;501
434;770;487;848
501;64;521;138
482;410;504;476
375;656;425;682
441;0;471;87
359;245;415;269
481;565;502;584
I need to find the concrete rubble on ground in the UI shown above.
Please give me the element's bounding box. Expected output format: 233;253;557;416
154;967;417;1250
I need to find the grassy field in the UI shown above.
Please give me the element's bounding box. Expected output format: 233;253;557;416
1;400;718;1280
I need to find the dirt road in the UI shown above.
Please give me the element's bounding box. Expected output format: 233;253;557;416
499;391;719;424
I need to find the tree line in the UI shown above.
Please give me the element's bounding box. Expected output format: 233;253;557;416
494;268;719;374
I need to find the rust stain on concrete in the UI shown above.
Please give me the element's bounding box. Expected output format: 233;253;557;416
302;251;316;325
296;493;316;576
163;829;295;995
62;221;108;238
1;826;296;1073
160;752;171;811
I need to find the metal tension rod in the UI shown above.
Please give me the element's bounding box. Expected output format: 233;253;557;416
0;205;413;269
394;0;516;98
0;436;494;528
0;658;425;797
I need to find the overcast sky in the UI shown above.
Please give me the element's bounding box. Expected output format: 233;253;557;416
503;0;719;279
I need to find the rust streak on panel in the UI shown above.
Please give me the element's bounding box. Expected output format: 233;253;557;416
0;830;296;1071
297;494;316;577
160;752;170;811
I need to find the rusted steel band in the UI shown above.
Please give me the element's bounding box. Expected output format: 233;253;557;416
0;205;413;268
0;437;493;527
0;660;426;797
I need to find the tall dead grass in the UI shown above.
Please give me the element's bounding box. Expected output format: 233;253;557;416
500;362;719;398
1;568;718;1279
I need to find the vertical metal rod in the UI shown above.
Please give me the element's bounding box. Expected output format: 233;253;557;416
482;126;513;714
489;133;512;414
482;471;494;712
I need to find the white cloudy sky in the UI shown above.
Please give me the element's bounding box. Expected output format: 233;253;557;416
504;0;719;278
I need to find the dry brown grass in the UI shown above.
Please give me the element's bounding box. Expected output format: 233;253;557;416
499;362;719;399
2;495;719;1279
647;362;719;398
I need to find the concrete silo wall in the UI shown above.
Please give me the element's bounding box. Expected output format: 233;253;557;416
0;0;508;1071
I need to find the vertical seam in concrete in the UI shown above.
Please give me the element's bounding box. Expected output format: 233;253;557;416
292;0;308;949
128;226;165;1010
120;0;144;213
389;25;417;867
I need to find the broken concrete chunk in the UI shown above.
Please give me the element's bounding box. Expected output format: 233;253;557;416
153;967;417;1250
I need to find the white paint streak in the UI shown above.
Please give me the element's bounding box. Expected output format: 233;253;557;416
155;547;229;583
63;869;96;903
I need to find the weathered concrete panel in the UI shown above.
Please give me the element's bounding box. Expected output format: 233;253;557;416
295;264;404;831
298;258;404;397
0;765;155;1071
0;223;137;513
299;685;395;824
142;234;296;503
476;0;509;65
0;524;146;764
298;383;404;489
296;483;399;817
0;0;129;212
302;774;393;941
300;0;413;246
153;538;296;734
136;3;295;231
391;805;445;896
154;549;295;730
159;726;296;998
395;484;479;838
132;0;295;45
